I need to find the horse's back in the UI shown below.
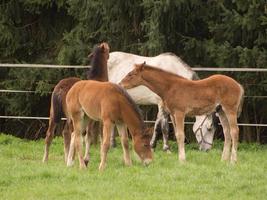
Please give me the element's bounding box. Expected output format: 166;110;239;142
54;77;81;93
109;51;194;81
108;51;195;105
205;74;242;90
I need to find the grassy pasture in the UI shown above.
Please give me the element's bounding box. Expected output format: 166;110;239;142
0;133;266;200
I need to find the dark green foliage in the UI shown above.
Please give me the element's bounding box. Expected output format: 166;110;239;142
0;0;266;142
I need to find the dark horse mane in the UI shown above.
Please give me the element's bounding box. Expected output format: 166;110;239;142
113;84;145;131
87;45;107;80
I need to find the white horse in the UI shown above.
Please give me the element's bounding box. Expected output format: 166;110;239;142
107;52;216;151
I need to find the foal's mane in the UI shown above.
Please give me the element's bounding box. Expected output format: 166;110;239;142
143;64;187;80
87;45;107;80
113;84;145;131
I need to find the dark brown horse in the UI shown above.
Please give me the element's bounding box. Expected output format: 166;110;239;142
66;80;153;170
120;63;244;163
42;42;110;163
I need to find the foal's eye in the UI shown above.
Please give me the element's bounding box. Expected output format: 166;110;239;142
144;144;149;147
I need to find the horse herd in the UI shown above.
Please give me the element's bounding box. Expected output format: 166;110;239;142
42;42;244;170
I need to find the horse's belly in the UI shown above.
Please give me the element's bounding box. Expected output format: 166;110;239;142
186;105;216;116
83;107;101;121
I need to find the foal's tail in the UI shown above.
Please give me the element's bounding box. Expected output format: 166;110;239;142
237;85;245;118
52;92;63;123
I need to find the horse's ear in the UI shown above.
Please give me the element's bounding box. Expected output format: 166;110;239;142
100;43;105;50
100;42;110;52
135;63;145;71
88;52;94;59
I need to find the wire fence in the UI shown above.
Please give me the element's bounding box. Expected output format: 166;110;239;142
1;63;267;127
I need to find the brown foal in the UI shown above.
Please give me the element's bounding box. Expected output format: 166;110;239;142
66;80;153;170
120;63;244;163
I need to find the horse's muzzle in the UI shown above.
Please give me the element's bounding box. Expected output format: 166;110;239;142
143;158;152;166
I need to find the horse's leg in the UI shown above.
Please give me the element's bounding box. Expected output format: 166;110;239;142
62;121;71;163
83;120;94;166
116;124;132;166
67;114;88;169
67;130;76;167
110;127;116;148
174;111;186;162
150;103;170;152
161;115;170;152
150;117;160;149
99;119;114;171
224;110;239;163
217;110;231;161
43;117;57;163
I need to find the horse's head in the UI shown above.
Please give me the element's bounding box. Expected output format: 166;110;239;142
193;115;216;151
133;133;153;165
119;62;145;89
88;42;110;60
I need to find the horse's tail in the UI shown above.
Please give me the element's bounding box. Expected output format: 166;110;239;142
52;92;63;123
237;85;245;118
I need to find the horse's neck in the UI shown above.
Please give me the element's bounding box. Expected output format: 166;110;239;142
141;69;173;99
96;66;108;81
121;104;144;137
89;60;108;81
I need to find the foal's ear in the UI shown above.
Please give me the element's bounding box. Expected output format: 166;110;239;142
100;42;110;52
134;63;145;71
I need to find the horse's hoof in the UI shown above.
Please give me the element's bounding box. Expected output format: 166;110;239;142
179;159;186;164
99;165;105;171
163;146;171;153
166;149;172;154
80;164;87;170
67;160;74;167
84;159;89;166
110;143;116;148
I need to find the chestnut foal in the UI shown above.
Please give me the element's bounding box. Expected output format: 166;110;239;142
120;63;244;163
66;80;153;170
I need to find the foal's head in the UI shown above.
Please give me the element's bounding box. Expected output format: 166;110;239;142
87;42;110;80
88;42;110;60
133;132;153;165
119;63;145;89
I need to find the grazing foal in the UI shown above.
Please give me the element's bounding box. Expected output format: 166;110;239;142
66;81;153;170
42;42;110;163
120;63;244;163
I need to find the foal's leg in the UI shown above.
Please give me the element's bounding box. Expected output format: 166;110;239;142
83;120;94;166
67;114;88;169
161;116;170;152
110;127;117;148
225;111;239;163
62;121;72;163
217;110;231;161
67;130;76;167
174;112;186;162
99;119;114;171
116;124;132;166
150;117;160;149
43;117;57;163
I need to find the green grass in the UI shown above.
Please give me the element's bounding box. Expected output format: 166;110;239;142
0;133;267;200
